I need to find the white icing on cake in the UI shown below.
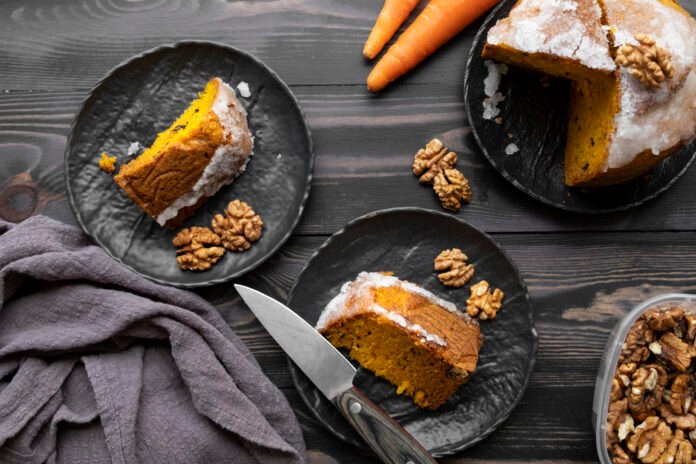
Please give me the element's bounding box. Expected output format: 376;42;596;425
486;0;616;71
316;272;472;348
156;78;254;226
604;0;696;169
483;61;508;120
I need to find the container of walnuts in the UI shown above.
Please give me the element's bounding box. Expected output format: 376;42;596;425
594;293;696;464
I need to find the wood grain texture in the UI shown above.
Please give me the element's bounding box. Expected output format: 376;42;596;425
6;86;696;233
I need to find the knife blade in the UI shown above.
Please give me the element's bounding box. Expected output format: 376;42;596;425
235;285;438;464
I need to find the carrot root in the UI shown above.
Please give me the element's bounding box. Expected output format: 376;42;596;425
363;0;421;60
367;0;501;91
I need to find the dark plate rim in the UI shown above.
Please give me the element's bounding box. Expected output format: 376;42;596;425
64;40;314;288
286;207;539;457
463;0;696;214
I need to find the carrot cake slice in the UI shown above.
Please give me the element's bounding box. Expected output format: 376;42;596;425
317;272;482;410
114;77;253;228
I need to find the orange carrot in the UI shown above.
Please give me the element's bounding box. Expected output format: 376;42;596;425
367;0;500;91
363;0;421;60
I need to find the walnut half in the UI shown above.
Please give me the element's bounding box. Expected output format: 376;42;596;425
211;200;264;252
615;33;675;89
173;226;225;271
434;248;474;288
413;139;457;184
466;280;504;321
433;169;472;212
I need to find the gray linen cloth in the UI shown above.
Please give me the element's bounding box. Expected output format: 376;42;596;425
0;216;306;464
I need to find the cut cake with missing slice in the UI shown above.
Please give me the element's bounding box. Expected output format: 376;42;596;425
482;0;696;187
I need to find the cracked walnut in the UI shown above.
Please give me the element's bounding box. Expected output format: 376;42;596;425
433;169;472;212
173;226;225;271
413;139;457;184
466;280;504;321
615;33;675;89
212;200;264;252
434;248;474;288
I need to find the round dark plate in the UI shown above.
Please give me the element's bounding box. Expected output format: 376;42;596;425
65;41;313;288
287;208;537;457
464;0;696;213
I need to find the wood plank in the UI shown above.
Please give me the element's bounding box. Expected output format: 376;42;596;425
204;232;696;462
2;0;694;91
0;0;480;90
3;87;696;233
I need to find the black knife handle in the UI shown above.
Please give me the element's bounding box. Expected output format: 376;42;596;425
333;386;438;464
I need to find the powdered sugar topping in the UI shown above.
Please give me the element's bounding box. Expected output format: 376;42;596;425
486;0;616;71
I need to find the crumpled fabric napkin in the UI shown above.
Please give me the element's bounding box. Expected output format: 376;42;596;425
0;216;306;464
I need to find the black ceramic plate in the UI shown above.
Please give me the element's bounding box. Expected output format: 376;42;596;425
464;0;696;213
65;42;313;287
287;208;537;457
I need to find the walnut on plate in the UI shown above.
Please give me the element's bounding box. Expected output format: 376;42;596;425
412;138;457;184
466;280;504;321
433;169;472;212
211;200;264;252
434;248;474;288
172;226;225;271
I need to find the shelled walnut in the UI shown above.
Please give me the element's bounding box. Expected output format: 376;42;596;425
411;139;473;212
211;200;264;252
466;280;504;321
433;169;472;212
434;248;474;288
615;33;675;89
413;139;457;184
172;226;225;271
607;305;696;463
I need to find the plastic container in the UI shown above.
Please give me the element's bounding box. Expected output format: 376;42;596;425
593;293;696;464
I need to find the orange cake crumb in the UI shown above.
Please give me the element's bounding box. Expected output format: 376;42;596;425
99;152;117;174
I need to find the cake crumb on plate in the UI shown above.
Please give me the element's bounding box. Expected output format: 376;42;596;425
237;82;251;98
127;142;141;156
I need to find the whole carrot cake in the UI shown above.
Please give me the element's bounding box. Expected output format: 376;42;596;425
114;77;253;228
483;0;696;187
317;272;482;409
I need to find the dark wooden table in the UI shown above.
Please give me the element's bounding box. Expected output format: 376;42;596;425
3;0;696;462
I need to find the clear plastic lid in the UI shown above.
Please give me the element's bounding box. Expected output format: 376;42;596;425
593;293;696;464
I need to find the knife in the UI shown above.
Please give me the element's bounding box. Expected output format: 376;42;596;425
235;285;438;464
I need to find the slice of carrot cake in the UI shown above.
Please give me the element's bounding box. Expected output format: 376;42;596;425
317;272;482;409
114;77;253;228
